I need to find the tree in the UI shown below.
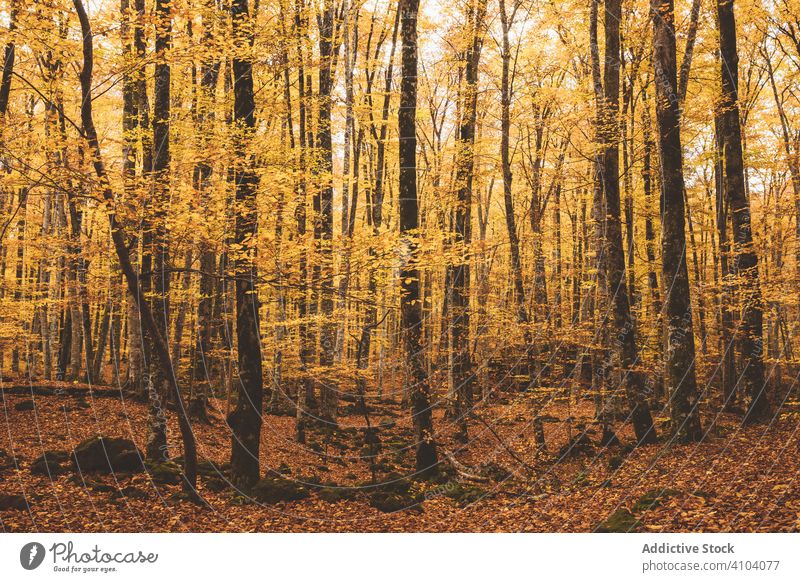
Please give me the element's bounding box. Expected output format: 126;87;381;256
651;0;702;441
72;0;198;495
399;0;438;476
228;0;264;489
599;0;656;444
717;0;770;423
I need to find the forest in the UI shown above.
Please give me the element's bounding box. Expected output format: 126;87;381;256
0;0;799;532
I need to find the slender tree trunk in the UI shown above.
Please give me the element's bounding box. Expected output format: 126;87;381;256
651;0;702;441
73;0;198;494
316;0;340;426
447;0;485;441
603;0;656;443
399;0;438;476
499;0;537;390
228;0;264;489
717;0;769;422
146;0;172;460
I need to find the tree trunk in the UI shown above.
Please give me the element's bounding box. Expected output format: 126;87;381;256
146;0;172;460
652;0;702;441
603;0;656;443
73;0;198;494
717;0;769;422
399;0;438;476
228;0;264;489
447;0;485;441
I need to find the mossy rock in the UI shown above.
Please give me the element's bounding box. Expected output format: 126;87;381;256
277;462;292;475
145;461;183;485
14;399;35;411
71;436;144;474
75;399;91;409
173;457;228;477
441;481;487;506
361;472;412;495
596;508;641;532
31;450;70;476
251;476;309;504
369;491;423;513
317;485;359;503
632;488;681;512
297;474;323;486
608;455;623;470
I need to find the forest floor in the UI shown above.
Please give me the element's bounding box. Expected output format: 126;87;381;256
1;380;799;532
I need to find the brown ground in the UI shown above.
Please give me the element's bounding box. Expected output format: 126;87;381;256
1;381;799;532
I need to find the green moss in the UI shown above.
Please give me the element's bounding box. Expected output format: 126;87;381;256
441;481;487;506
632;488;681;512
368;491;422;513
596;508;641;532
251;476;309;504
144;461;183;485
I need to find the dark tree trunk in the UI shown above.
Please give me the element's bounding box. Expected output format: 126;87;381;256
717;0;770;423
499;0;537;390
447;0;485;441
399;0;438;476
228;0;264;489
652;0;702;441
294;0;314;442
603;0;656;444
0;6;15;117
316;0;339;426
714;111;736;408
191;1;220;417
146;0;172;460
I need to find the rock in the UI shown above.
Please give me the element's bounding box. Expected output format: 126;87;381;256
71;436;144;474
596;508;641;532
144;461;183;485
31;451;70;476
441;481;486;506
251;476;309;504
317;482;359;503
362;473;422;512
608;455;623;470
14;400;35;411
75;399;91;410
0;493;27;511
368;491;422;513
